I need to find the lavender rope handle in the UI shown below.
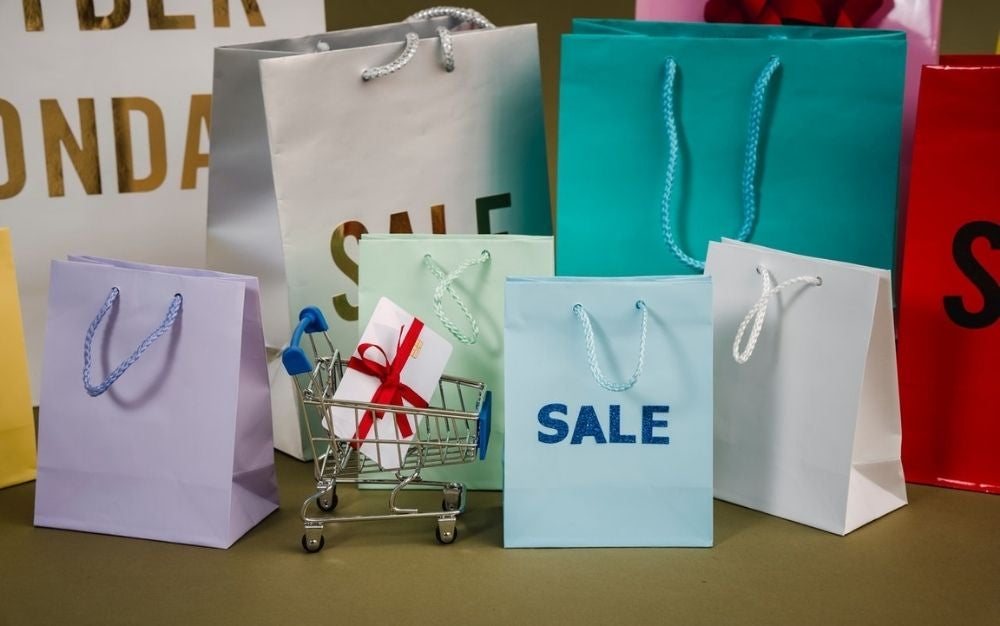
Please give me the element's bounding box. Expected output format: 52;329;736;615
82;287;182;397
361;6;495;81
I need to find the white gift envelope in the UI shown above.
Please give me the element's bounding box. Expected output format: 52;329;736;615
330;297;452;469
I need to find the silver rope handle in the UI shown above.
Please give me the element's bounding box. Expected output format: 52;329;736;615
362;6;495;81
408;6;493;29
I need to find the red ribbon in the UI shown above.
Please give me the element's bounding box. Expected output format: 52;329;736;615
346;320;427;448
704;0;884;28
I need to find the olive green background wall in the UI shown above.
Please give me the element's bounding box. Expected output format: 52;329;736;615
324;0;1000;186
939;0;1000;53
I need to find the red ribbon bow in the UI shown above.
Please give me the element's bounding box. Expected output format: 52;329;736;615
346;320;428;448
704;0;884;28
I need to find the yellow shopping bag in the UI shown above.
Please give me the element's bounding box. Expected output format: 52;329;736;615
0;228;36;488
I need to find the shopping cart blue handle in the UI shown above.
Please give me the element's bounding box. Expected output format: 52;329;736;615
477;390;492;461
282;306;329;376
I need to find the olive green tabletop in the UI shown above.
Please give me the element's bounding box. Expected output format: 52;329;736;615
2;452;998;625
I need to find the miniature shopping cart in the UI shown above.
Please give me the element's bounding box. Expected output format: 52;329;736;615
282;306;491;553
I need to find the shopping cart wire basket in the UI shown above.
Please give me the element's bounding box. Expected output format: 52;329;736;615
283;306;491;553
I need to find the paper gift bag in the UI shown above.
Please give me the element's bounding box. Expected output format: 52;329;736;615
34;257;278;548
557;19;904;277
634;0;941;216
0;228;35;489
329;297;453;470
898;57;1000;494
705;240;906;535
504;276;713;547
209;9;551;460
358;234;554;489
208;14;475;461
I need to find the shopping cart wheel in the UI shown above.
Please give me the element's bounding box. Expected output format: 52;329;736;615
435;518;458;545
301;533;325;553
442;483;461;512
317;489;338;512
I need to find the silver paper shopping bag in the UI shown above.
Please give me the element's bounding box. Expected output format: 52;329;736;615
208;8;551;459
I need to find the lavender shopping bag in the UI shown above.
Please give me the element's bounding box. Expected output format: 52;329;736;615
34;257;278;548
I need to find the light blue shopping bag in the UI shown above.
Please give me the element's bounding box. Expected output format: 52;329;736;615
503;276;713;547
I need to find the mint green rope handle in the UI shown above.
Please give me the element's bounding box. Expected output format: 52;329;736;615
423;250;490;345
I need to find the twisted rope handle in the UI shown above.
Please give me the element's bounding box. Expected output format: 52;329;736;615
573;301;648;392
423;250;491;345
83;287;183;397
361;32;420;81
408;6;493;29
733;266;821;364
661;55;781;271
362;6;495;81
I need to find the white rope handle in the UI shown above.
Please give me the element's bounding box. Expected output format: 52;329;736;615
733;266;822;364
361;6;495;81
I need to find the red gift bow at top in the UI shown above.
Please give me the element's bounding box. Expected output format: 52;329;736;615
346;320;428;448
704;0;884;27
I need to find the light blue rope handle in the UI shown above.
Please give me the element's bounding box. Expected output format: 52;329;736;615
661;55;781;271
82;287;183;397
423;250;491;345
572;300;647;392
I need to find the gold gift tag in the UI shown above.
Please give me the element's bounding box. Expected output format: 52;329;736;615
410;339;424;359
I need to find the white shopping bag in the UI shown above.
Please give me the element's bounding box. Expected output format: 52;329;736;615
705;240;906;535
209;8;550;459
330;298;452;470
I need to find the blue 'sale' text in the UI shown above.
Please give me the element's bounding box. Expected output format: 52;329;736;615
537;404;670;445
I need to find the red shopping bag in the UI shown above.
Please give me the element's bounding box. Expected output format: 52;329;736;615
898;56;1000;494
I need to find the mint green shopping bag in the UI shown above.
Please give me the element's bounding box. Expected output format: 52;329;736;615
359;235;554;489
556;19;905;277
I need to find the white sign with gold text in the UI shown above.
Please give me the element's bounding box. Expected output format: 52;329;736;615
0;1;324;399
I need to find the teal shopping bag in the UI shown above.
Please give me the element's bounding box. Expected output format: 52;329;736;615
359;235;554;490
504;276;713;547
556;19;905;276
